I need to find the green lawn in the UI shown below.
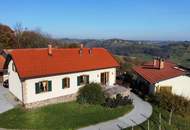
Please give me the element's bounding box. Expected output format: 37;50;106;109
0;102;133;130
125;105;190;130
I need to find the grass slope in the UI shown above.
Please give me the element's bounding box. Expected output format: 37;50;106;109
125;105;190;130
0;102;133;130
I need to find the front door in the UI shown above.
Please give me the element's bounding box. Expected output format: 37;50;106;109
101;72;109;85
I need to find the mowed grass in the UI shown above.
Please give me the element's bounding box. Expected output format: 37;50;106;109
125;105;190;130
0;102;133;130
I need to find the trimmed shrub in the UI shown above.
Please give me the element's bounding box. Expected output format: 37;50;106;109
77;83;105;105
103;94;133;108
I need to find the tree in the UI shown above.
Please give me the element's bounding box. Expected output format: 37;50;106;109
14;23;24;48
20;31;50;48
154;92;190;125
77;83;105;105
0;23;76;49
0;24;16;49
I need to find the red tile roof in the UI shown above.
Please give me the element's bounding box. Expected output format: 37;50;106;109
0;55;5;71
10;48;119;79
133;60;186;84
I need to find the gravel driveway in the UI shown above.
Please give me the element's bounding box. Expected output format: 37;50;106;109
0;85;19;113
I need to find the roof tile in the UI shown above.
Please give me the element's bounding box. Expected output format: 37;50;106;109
10;48;119;79
133;60;185;84
0;55;5;71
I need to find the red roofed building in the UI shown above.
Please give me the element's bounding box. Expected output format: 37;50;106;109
0;49;13;83
0;55;5;72
0;55;5;81
5;45;120;108
0;55;9;82
133;58;190;99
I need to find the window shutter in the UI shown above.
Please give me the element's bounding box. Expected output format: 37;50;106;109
62;79;65;89
35;83;40;94
68;78;70;87
48;81;52;91
77;76;80;86
87;76;89;84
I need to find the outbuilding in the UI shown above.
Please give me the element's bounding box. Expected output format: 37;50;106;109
133;58;190;99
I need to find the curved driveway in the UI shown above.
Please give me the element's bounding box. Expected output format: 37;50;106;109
0;86;18;113
79;93;152;130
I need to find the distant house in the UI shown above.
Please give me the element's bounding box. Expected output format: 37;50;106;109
5;45;119;108
133;58;190;99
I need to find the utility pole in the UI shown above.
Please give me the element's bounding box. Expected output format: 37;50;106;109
159;113;161;130
131;125;134;130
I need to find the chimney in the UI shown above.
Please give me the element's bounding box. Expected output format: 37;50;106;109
153;57;157;67
80;43;84;49
79;43;84;55
48;44;52;55
89;48;92;55
159;58;165;69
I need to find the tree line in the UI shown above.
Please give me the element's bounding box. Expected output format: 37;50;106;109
0;23;79;49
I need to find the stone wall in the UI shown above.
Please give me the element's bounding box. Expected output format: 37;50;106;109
24;93;77;108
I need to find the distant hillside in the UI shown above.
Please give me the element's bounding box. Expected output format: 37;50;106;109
1;23;190;68
59;38;190;68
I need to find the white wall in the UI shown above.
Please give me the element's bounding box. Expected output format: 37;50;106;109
24;68;116;104
8;60;23;101
3;74;9;82
155;75;190;99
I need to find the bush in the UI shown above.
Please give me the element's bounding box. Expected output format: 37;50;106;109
77;83;105;105
149;92;190;115
103;94;133;108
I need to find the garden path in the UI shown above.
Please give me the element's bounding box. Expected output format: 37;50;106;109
79;92;152;130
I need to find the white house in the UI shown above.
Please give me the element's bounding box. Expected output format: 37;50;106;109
6;45;119;108
133;58;190;99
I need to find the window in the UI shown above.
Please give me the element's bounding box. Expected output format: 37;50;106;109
35;80;52;94
101;72;109;85
77;75;89;86
62;78;70;89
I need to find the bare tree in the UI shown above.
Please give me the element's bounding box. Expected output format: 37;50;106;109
14;23;24;48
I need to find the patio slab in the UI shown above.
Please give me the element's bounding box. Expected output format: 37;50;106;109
104;85;131;98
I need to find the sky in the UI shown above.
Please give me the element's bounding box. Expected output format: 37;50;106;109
0;0;190;40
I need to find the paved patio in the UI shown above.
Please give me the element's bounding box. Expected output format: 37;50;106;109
0;85;19;113
103;85;131;98
79;92;152;130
